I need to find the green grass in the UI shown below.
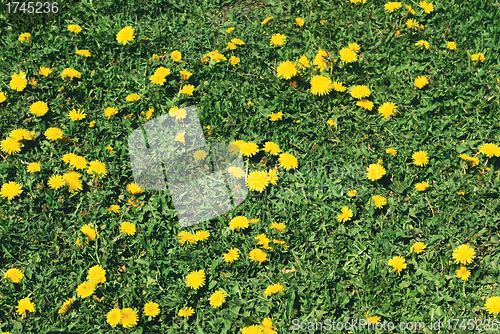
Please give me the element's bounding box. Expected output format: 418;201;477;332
1;0;500;333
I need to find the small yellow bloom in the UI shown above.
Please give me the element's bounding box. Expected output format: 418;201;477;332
471;52;486;62
410;242;426;254
386;148;397;156
295;18;305;27
3;268;24;283
447;41;457;50
388;256;407;275
327;119;337;126
68;24;82;34
120;222;136;236
268;112;283;121
229;56;240;66
261;16;273;25
18;32;31;43
125;93;141;102
415;40;429;49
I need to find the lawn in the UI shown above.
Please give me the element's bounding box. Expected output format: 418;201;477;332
1;0;500;333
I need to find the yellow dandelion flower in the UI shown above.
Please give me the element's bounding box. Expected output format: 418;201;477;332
249;248;268;264
18;32;31;43
68;109;86;121
261;16;273;25
120;308;138;328
410;242;426;254
170;50;182;62
81;223;98;241
339;47;357;63
485;296;500;317
76;281;96;298
247;171;269;192
125;93;141;102
310;75;334;96
166;107;185;121
26;162;41;173
106;308;122;326
357;99;374;110
456;266;470;281
185;269;206;290
348;189;357;197
30;101;49;117
386;148;397;156
87;265;106;285
63;171;83;193
270;33;286;46
415;181;431;191
447;42;457;50
178;306;195;318
366;163;386;181
337;206;354;223
332;81;346;92
372;195;387;209
419;0;434;14
406;18;419;29
61;68;81;80
227;166;245;179
68;24;82;33
262;142;280;155
223;248;240;263
229;56;240;66
120;222;136;236
194;230;210;242
452;244;475;265
279;152;298;170
229;216;250;231
209;290;227;308
384;2;402;13
415;40;430;49
0;92;7;103
268;112;283;121
126;183;144;195
414;76;429;88
412;151;429;166
276;60;297;79
1;138;22;155
116;26;135;45
178;231;197;245
479;143;500;158
295;17;305;26
3;268;24;283
388;256;407;275
240;142;260;157
349;85;371;99
193;149;207;160
144;302;160;317
264;283;285;297
378;102;397;119
16;297;36;316
58;298;75;315
10;72;28;91
327;119;337;126
75;49;91;57
270;222;286;232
